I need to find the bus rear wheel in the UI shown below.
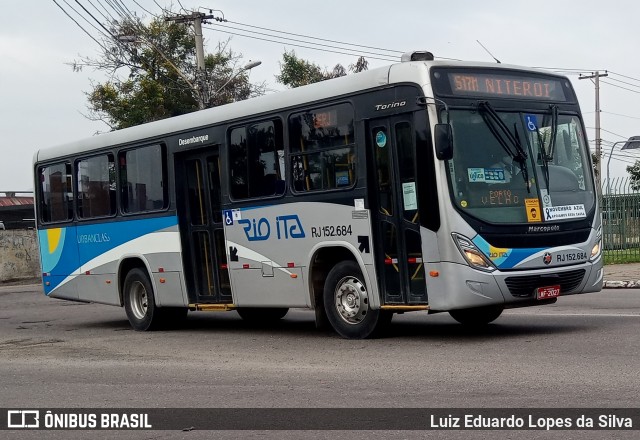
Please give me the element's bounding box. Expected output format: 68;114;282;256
323;261;385;339
123;268;176;331
236;307;289;322
448;305;504;326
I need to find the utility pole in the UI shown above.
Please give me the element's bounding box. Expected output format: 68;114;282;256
579;70;608;195
166;11;214;108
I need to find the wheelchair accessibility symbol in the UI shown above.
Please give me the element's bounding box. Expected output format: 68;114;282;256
224;209;242;226
525;114;538;132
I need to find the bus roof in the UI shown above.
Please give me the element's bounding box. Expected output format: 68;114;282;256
34;59;558;163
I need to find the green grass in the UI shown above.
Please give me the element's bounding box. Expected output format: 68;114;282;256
603;249;640;265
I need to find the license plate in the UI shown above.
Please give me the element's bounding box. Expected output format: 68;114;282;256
536;285;561;300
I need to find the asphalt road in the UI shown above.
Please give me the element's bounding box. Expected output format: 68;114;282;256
1;283;639;439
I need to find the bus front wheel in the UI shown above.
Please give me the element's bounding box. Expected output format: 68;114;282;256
448;305;504;326
323;261;384;339
123;268;160;331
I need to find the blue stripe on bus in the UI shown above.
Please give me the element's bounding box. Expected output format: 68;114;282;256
39;216;178;293
472;235;545;270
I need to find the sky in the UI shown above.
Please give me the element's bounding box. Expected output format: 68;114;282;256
2;0;640;191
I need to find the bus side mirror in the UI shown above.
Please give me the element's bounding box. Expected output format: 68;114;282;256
435;123;453;160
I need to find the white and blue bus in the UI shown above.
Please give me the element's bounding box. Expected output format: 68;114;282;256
34;52;602;339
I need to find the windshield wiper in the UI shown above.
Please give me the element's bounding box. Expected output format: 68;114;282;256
477;101;530;191
537;104;558;189
544;104;558;161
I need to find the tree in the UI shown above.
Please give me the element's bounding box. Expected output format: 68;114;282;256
626;160;640;190
74;15;264;130
276;51;368;88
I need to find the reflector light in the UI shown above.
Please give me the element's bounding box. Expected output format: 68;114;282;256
243;264;250;269
287;262;295;268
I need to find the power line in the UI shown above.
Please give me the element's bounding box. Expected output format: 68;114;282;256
51;0;108;51
152;0;170;14
62;0;111;39
605;76;640;90
210;22;402;60
131;0;159;17
586;127;629;140
203;25;398;62
532;66;604;73
74;0;119;40
99;0;124;20
215;18;458;61
224;19;405;55
103;0;133;21
608;70;640;84
601;111;640;120
601;80;640;95
83;0;112;23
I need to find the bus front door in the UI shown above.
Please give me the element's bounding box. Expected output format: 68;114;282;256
178;149;231;304
368;115;428;305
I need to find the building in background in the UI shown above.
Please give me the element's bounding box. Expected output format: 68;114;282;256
0;192;34;229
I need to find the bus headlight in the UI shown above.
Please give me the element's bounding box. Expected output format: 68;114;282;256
590;225;602;261
452;233;496;272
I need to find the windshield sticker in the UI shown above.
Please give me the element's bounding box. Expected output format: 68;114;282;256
461;200;468;208
484;168;507;182
524;114;538;131
468;168;485;182
402;182;418;210
544;204;586;221
468;167;506;183
375;131;387;148
539;189;552;208
525;198;542;223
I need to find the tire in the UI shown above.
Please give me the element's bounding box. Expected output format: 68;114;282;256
323;260;384;339
123;268;161;331
449;305;504;326
236;307;289;322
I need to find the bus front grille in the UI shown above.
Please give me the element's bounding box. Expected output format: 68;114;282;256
504;269;586;297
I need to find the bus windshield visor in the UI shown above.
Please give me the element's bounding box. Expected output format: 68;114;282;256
446;108;595;224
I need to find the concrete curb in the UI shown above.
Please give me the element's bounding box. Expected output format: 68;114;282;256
603;280;640;289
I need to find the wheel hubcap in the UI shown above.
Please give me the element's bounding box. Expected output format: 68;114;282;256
130;281;148;320
334;276;368;325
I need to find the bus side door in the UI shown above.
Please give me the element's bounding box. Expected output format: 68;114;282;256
176;148;232;304
367;114;428;305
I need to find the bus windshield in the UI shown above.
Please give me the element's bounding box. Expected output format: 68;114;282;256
446;106;595;224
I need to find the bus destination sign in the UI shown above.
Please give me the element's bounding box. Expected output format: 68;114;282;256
448;73;567;101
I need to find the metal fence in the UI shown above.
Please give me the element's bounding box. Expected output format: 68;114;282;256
602;177;640;263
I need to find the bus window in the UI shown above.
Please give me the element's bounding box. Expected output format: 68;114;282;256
229;119;284;199
119;144;167;213
373;126;393;215
289;103;355;192
38;162;73;223
76;154;116;218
